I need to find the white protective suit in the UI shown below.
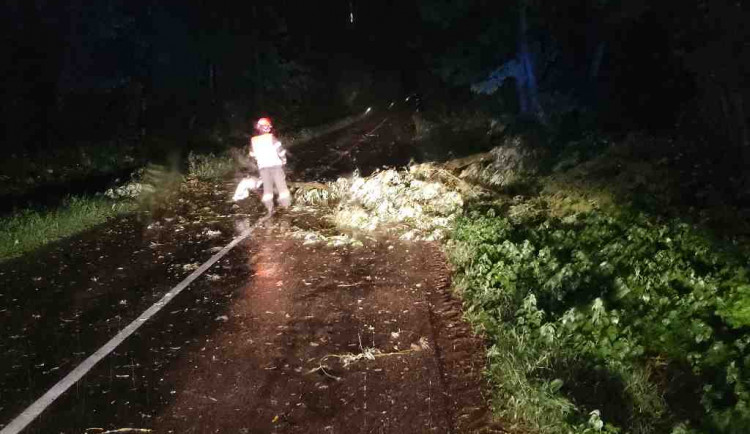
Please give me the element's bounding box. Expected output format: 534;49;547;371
249;133;290;213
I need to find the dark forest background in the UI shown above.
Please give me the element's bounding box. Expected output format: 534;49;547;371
2;0;748;176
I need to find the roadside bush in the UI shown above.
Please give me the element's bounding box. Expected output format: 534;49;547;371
448;208;750;433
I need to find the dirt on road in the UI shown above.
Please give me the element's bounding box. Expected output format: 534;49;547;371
0;106;504;433
150;219;500;433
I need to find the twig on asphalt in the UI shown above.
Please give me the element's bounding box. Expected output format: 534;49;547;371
306;337;431;381
86;429;153;434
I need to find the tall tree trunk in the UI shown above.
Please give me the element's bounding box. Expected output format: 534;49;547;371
719;87;731;137
515;73;529;114
27;1;64;151
209;62;217;99
251;5;263;109
589;41;606;81
731;91;749;168
517;0;545;123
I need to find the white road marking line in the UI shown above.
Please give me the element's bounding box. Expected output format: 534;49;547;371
1;216;267;434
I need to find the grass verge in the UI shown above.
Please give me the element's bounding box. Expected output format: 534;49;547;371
0;196;135;262
0;148;239;262
187;151;238;181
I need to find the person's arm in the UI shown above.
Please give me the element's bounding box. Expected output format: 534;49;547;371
248;138;256;159
273;137;287;165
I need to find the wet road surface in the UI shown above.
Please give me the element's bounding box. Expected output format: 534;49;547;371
1;108;503;433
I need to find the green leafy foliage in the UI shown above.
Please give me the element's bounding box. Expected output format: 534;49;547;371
448;207;750;433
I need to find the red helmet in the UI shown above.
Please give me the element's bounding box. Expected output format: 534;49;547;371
256;117;272;133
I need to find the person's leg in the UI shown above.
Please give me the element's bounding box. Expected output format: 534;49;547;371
258;168;275;214
272;166;291;208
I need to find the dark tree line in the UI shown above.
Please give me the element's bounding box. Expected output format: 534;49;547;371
1;0;368;154
2;0;748;170
415;0;749;167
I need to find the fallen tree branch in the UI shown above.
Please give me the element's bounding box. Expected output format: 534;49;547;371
441;152;493;171
288;181;330;191
410;163;492;198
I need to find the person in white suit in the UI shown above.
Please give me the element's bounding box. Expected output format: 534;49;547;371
244;117;290;215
